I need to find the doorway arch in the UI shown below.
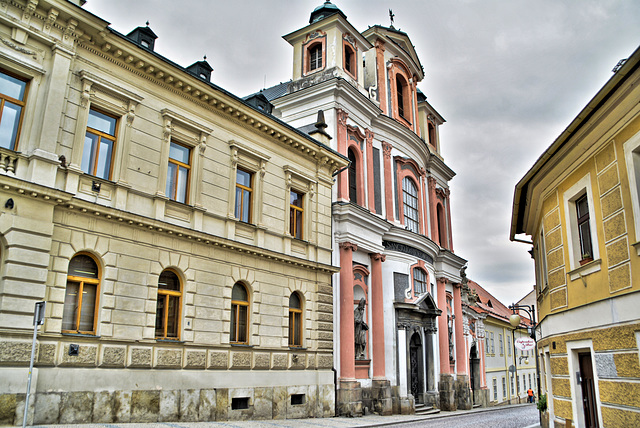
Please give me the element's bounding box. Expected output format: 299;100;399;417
409;332;424;403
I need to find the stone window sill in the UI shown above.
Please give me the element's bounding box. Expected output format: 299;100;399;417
568;258;602;281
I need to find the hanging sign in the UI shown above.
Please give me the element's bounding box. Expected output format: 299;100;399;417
515;337;535;351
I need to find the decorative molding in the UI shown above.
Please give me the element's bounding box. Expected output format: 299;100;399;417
382;241;433;264
382;141;392;159
339;241;358;252
0;35;37;59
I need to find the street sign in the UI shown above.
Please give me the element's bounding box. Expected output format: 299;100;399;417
509;364;516;373
515;337;535;351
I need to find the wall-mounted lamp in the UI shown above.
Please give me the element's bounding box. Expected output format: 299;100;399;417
68;344;79;356
92;181;101;193
4;198;13;209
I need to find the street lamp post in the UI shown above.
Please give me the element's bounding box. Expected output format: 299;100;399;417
508;304;540;422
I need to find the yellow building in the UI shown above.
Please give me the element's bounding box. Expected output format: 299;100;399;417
510;45;640;427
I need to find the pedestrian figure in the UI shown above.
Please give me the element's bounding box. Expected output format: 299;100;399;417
527;387;534;403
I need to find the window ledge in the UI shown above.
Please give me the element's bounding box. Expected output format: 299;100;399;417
289;346;307;351
156;338;184;344
61;332;99;338
230;343;253;348
568;258;602;281
632;240;640;256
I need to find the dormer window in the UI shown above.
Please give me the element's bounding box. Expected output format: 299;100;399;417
309;44;322;71
140;40;150;49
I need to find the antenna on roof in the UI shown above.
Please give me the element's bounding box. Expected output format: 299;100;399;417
389;9;395;28
612;58;627;73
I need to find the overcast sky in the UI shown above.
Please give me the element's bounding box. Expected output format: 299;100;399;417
83;0;640;306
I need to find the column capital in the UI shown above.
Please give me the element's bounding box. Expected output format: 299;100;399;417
369;253;386;262
339;241;358;252
337;108;349;127
437;276;448;285
382;141;392;159
365;129;374;147
427;176;437;190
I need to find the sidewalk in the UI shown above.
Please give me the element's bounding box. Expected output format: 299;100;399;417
14;404;539;428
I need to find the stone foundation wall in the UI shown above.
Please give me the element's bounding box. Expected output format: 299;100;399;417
0;384;334;425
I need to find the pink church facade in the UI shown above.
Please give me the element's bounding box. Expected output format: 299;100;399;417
255;1;487;416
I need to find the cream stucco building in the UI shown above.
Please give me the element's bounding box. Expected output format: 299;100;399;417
0;0;347;424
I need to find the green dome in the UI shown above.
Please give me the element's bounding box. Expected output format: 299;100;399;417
309;1;347;24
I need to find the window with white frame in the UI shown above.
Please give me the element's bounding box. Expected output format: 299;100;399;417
492;378;497;401
499;334;504;356
413;267;427;295
402;177;419;233
563;174;600;274
623;130;640;254
502;377;507;400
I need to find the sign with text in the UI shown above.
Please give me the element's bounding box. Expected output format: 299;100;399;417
515;337;536;351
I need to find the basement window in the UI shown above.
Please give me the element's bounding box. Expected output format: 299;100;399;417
231;397;250;410
291;394;305;405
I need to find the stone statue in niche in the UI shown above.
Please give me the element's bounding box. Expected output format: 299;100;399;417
354;298;369;359
448;314;455;363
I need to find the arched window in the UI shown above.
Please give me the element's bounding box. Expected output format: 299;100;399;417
289;292;303;347
344;44;356;76
403;177;419;233
156;270;182;339
63;254;100;334
309;43;323;71
428;122;436;149
396;74;409;120
413;268;427;296
231;283;249;344
348;147;358;203
437;203;446;247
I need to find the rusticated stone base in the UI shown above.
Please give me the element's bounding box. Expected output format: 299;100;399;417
439;374;456;411
455;374;472;410
472;387;489;408
336;380;362;417
0;385;334;425
371;379;392;416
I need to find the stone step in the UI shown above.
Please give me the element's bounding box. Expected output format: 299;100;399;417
414;405;440;415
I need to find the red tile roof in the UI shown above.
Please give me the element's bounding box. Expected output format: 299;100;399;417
468;280;531;326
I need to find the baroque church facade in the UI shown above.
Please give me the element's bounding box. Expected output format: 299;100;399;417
256;1;480;415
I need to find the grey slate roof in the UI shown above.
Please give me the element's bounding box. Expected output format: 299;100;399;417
244;81;291;103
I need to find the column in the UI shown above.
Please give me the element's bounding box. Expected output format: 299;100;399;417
375;39;387;115
339;241;357;380
397;327;408;397
454;284;467;374
366;130;375;212
382;142;394;222
437;277;449;374
445;189;454;251
427;177;437;243
370;253;386;379
336;109;349;200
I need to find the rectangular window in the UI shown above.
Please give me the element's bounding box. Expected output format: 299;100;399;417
507;335;512;356
235;168;252;223
0;70;28;151
499;334;504;356
485;336;490;355
576;194;593;260
166;141;191;203
82;108;117;180
290;190;303;239
491;332;495;355
502;377;506;400
492;378;497;401
413;268;427;295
